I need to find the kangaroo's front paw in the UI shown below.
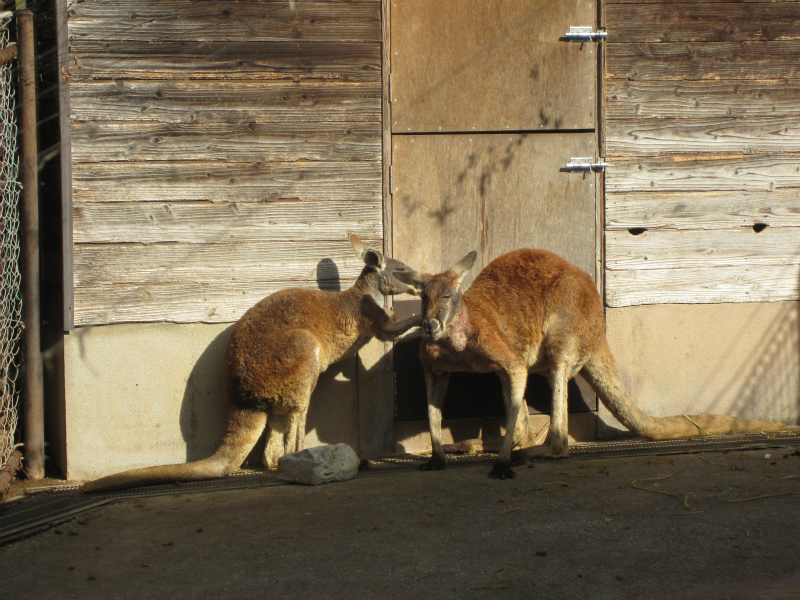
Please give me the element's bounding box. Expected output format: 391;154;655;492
488;461;516;480
420;455;447;471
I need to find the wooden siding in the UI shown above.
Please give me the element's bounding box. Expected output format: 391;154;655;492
69;0;382;325
604;0;800;306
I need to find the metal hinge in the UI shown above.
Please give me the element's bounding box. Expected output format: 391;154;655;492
565;157;608;173
564;26;607;42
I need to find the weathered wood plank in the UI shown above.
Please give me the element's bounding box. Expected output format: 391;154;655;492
73;276;403;326
606;116;800;155
605;264;800;307
72;160;381;203
605;80;800;120
606;0;794;5
73;278;368;326
69;80;380;124
68;1;381;43
605;154;800;193
606;41;800;81
606;2;800;43
73;200;383;244
72;121;380;163
606;226;800;271
69;41;381;81
74;281;293;325
73;240;374;288
605;190;800;230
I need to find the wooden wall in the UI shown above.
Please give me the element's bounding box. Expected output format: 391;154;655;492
68;0;382;325
603;0;800;306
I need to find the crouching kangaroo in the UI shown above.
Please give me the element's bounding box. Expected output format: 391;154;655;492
394;249;785;480
82;235;421;493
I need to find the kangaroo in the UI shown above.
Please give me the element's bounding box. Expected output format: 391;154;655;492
82;235;422;492
394;248;785;480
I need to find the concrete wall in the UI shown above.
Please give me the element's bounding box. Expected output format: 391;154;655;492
602;301;800;435
64;323;372;481
63;302;799;480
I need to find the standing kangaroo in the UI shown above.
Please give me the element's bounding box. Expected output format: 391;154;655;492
82;235;421;492
394;249;785;480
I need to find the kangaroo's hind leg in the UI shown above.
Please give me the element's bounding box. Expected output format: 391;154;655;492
286;401;311;456
521;335;588;461
254;329;321;468
264;413;288;469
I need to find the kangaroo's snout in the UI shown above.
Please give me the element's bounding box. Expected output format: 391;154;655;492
423;318;443;340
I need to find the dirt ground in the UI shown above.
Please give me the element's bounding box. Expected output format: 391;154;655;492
2;445;800;600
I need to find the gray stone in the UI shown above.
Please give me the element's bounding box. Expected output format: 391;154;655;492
276;443;360;486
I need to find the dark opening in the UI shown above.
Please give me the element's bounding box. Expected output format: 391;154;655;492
393;339;595;421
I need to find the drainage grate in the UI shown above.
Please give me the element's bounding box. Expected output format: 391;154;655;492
2;430;798;545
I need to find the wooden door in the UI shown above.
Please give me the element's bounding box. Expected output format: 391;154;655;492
390;0;602;422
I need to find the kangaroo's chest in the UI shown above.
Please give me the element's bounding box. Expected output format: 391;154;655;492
422;327;502;374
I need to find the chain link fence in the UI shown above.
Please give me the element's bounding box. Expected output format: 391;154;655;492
0;10;23;472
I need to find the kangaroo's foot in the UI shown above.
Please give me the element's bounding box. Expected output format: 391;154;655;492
510;449;528;466
488;461;516;480
420;454;447;471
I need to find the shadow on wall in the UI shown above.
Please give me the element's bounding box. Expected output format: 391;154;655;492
703;301;800;426
177;257;377;464
179;324;232;462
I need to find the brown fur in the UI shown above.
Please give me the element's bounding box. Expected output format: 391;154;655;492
394;249;785;480
81;235;422;493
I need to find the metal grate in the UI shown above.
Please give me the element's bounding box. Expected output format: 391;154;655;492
0;10;22;474
2;431;798;546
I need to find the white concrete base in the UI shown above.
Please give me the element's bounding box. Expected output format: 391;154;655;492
603;301;800;435
64;323;361;481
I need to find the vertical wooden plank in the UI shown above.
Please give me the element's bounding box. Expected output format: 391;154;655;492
382;0;392;258
56;0;73;331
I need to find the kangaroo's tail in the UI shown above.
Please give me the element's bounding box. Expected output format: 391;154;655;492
581;339;784;440
80;409;267;493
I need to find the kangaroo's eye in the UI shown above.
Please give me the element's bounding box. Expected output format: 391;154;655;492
441;294;451;299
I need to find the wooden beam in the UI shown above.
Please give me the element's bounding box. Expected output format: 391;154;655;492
605;189;800;230
605;154;800;193
606;2;800;43
69;1;381;43
606;264;800;307
70;41;381;82
606;79;800;120
606;116;800;155
606;41;800;81
72;200;383;244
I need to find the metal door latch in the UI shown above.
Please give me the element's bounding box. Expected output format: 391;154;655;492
563;26;607;42
564;157;608;173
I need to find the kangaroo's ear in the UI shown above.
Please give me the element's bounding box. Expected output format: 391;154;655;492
349;233;368;259
448;250;478;285
364;248;387;270
351;234;387;269
393;270;428;294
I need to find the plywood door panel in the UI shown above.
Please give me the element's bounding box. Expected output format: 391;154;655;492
390;0;600;422
392;133;598;281
391;0;596;132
